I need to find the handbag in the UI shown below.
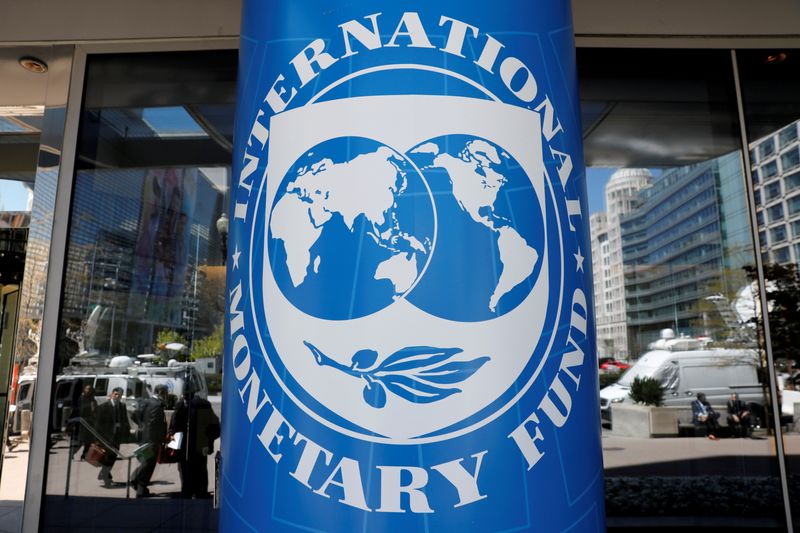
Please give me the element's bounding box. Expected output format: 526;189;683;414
157;443;179;464
86;442;116;467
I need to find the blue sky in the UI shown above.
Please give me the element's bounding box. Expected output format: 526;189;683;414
0;179;32;211
586;167;616;214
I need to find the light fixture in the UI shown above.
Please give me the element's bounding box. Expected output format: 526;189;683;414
216;212;229;263
18;56;48;74
765;53;787;65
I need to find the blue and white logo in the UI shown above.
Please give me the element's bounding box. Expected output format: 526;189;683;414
254;95;557;442
223;5;603;532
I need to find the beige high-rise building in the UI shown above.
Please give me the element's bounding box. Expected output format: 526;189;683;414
589;168;652;359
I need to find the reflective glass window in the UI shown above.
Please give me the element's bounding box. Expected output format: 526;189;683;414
781;123;799;148
40;50;235;532
766;181;783;201
761;137;777;159
769;203;785;222
580;48;781;528
739;48;800;528
764;160;780;179
771;225;788;243
782;147;800;172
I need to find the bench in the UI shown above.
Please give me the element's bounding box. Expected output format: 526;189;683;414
676;405;733;438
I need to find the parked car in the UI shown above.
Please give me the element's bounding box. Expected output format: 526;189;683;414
599;357;630;373
600;337;765;425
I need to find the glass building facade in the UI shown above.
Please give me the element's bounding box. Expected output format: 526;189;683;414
0;3;799;532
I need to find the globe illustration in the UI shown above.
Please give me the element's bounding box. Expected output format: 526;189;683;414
406;135;544;321
268;136;435;320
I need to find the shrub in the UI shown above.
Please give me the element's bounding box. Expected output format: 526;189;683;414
599;371;622;389
629;376;664;406
206;373;223;395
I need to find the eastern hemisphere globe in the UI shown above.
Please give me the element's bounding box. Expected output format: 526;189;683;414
406;135;544;322
267;136;435;320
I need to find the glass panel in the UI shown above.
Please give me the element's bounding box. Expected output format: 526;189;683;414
738;48;800;528
40;50;235;531
0;102;43;530
580;48;783;528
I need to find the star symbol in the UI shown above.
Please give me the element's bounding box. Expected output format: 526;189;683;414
574;248;585;272
232;245;242;270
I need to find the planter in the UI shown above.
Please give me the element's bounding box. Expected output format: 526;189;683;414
610;403;679;438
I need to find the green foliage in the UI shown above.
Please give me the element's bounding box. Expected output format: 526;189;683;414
206;373;223;395
154;329;188;361
599;371;622;389
629;376;664;406
155;329;187;348
745;263;800;363
192;322;224;361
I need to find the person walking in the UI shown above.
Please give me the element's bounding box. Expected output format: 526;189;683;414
131;385;168;497
95;387;130;487
73;384;98;460
170;389;220;498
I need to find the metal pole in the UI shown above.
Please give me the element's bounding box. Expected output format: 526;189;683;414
731;49;794;532
64;429;74;498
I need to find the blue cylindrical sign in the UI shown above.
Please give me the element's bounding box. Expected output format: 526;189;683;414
222;1;603;531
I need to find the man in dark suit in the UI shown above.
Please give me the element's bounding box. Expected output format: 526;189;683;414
73;384;98;460
95;387;131;487
170;390;220;498
691;392;721;440
130;385;168;497
727;392;752;438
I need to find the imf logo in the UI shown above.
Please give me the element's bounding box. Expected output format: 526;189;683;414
224;10;600;528
251;94;562;442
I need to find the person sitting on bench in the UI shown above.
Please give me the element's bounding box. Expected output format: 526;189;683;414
692;392;720;440
726;392;751;438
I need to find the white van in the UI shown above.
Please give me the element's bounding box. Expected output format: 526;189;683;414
129;360;208;408
600;341;765;423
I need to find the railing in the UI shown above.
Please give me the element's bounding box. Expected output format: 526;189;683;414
65;417;151;500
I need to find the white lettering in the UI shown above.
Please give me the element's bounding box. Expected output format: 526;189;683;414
509;412;545;470
257;406;296;463
500;56;538;102
290;39;339;87
539;374;573;428
248;109;269;149
385;12;435;49
534;96;564;142
291;433;333;489
438;16;478;58
431;451;488;508
265;74;297;114
566;198;582;232
339;13;383;58
238;368;270;421
314;457;371;511
376;466;433;513
474;34;504;73
549;146;573;188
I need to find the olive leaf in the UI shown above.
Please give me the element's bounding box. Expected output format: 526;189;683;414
304;342;490;409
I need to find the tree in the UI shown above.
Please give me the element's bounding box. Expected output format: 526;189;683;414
192;322;223;361
155;329;188;361
744;263;800;364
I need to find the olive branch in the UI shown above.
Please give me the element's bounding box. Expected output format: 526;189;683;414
303;341;490;409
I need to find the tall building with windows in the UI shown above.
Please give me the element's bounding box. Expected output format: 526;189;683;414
621;152;750;355
751;119;800;265
589;168;651;359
